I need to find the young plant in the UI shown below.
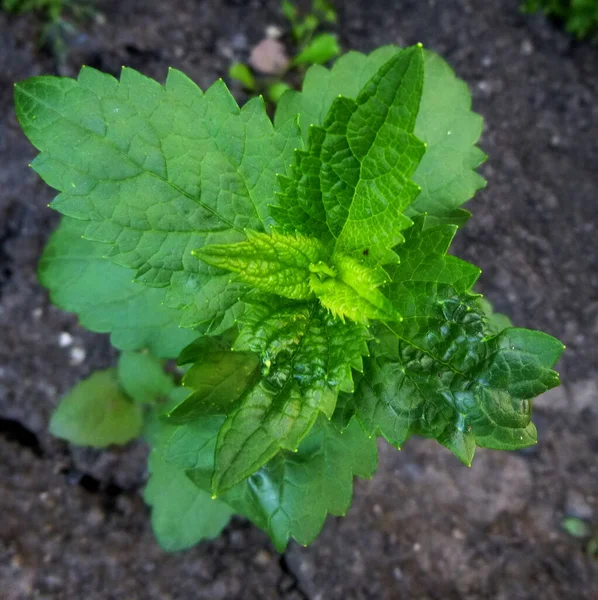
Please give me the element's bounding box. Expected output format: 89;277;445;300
2;0;95;62
14;44;564;551
523;0;598;40
229;0;340;104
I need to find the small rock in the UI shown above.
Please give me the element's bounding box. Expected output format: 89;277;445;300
253;549;271;566
69;346;86;365
58;332;73;347
87;507;105;527
249;38;289;75
566;489;593;520
266;25;283;39
521;39;534;55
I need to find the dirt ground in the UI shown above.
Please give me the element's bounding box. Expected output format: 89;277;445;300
1;0;598;598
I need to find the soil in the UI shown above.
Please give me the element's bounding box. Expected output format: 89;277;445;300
1;0;598;598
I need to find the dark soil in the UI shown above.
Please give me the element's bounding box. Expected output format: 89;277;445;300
1;0;598;598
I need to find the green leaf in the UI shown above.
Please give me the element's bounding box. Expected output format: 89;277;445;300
39;217;197;358
158;413;377;552
178;274;250;335
194;231;327;300
408;51;486;222
116;351;174;404
144;447;232;552
220;415;377;550
281;0;297;22
477;297;513;334
267;81;292;104
350;222;563;465
166;350;261;423
273;46;425;265
16;66;300;323
275;46;485;225
293;33;341;66
309;254;401;324
50;369;143;447
209;297;369;493
228;62;256;90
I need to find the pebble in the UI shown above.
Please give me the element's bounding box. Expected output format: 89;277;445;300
565;490;593;520
69;346;86;365
58;332;73;347
253;549;271;566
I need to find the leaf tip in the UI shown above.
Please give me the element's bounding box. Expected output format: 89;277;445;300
416;42;424;48
211;494;218;500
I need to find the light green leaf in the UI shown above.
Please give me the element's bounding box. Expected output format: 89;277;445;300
273;46;425;264
116;351;173;404
293;33;341;65
166;350;261;423
16;66;300;323
209;297;369;493
228;62;256;90
275;45;485;225
194;231;327;300
39;217;197;358
267;81;292;104
50;369;142;447
408;51;486;222
144;447;232;552
309;255;401;324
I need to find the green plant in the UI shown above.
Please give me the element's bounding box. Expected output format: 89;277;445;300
2;0;94;61
14;44;564;551
523;0;598;39
229;0;340;104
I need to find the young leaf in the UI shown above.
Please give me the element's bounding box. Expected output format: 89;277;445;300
275;46;485;226
158;413;377;552
293;33;341;65
209;297;369;493
117;351;173;404
309;255;401;324
228;62;256;90
267;81;292;104
166;350;261;423
194;231;327;300
50;369;142;447
15;66;300;324
273;45;426;264
144;448;232;552
39;217;196;358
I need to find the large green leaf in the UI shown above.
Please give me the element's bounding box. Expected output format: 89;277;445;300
50;369;142;447
275;45;485;225
117;351;174;404
219;415;377;551
158;414;377;552
209;297;369;493
349;222;564;464
273;45;425;264
39;217;197;358
144;447;233;552
16;66;300;326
